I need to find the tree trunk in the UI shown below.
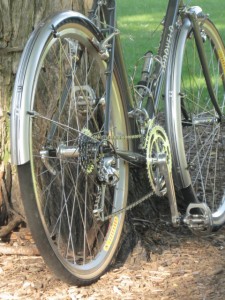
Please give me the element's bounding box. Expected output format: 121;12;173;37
0;0;92;233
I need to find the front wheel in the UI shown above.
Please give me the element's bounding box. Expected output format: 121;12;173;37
13;12;129;285
166;17;225;216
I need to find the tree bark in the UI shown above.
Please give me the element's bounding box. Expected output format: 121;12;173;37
0;0;91;230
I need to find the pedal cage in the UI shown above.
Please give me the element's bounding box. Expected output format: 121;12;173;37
183;203;213;235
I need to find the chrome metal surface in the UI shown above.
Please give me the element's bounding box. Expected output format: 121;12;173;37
11;11;95;165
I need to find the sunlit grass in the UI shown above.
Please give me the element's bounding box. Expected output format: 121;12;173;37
117;1;167;74
117;0;225;75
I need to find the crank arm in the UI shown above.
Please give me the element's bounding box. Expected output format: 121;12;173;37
156;153;180;227
116;150;146;166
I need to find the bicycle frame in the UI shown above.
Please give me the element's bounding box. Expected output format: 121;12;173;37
96;0;183;156
101;0;221;160
97;0;225;231
9;0;225;284
153;0;182;109
10;0;225;233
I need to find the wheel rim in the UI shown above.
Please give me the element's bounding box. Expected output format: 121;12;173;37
30;25;128;278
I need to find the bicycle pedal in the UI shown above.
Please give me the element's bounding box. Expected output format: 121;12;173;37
183;203;213;234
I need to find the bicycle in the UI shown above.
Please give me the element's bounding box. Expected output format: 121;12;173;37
10;0;225;286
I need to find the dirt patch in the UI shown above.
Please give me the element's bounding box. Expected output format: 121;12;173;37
1;214;225;300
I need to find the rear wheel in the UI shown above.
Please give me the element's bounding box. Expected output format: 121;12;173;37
166;17;225;215
17;15;129;285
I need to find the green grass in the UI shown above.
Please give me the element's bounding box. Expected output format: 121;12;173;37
117;0;225;75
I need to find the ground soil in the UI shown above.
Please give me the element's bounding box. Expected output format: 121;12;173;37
1;201;225;300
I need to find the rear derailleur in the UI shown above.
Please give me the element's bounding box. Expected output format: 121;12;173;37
90;141;119;222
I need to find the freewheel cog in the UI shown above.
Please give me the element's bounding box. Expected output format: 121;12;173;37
78;128;98;174
146;124;172;196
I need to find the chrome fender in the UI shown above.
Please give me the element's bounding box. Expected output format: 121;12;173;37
11;11;98;165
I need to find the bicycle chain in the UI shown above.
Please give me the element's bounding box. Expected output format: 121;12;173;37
93;120;172;221
93;132;145;221
92;131;158;221
101;191;154;221
110;134;142;140
91;117;173;222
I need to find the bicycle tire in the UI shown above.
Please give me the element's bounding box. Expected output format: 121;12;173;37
166;16;225;214
12;11;129;285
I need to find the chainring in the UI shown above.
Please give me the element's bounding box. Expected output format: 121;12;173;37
146;124;172;196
